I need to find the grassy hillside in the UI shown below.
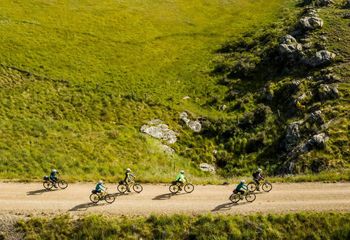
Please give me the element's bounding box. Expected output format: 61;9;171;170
0;0;348;182
11;213;350;240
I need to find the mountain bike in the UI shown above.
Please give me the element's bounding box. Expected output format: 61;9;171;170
117;180;143;194
229;190;256;203
247;180;272;192
43;176;68;190
169;181;194;194
89;188;116;204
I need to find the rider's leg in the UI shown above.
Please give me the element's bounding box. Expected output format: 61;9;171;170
254;179;260;191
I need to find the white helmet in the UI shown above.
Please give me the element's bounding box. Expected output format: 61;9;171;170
52;169;57;172
180;170;185;174
258;168;262;172
98;180;103;184
126;168;131;172
241;180;246;183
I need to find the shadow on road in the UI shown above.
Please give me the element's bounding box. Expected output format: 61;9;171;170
27;189;57;195
69;202;108;212
152;192;187;200
211;201;249;212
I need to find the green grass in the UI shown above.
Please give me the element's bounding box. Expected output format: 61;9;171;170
13;212;350;240
0;0;298;181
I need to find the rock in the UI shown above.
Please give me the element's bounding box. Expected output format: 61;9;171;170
300;16;323;30
308;133;329;149
199;163;216;173
160;144;175;155
322;73;342;83
218;105;227;111
180;112;202;132
182;96;191;100
304;7;318;17
305;50;336;67
140;119;177;144
278;35;303;55
318;84;339;100
309;110;325;125
316;0;334;6
284;122;301;151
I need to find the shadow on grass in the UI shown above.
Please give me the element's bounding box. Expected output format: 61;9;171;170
152;192;187;200
211;201;250;212
69;202;108;212
27;189;58;195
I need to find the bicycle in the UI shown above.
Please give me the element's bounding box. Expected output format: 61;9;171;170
247;180;272;192
43;176;68;190
117;180;143;194
169;181;194;194
229;190;256;203
89;188;116;204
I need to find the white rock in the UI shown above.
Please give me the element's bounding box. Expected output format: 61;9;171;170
141;119;177;144
199;163;216;173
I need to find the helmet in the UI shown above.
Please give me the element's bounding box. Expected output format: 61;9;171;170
126;168;131;172
98;180;103;184
180;170;185;174
241;180;246;183
258;168;262;172
52;169;57;172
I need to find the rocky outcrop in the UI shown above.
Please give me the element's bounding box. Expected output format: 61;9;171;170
140;119;177;144
300;16;323;30
199;163;216;173
180;112;202;132
305;50;336;67
279;35;303;56
316;0;334;6
318;84;339;100
308;133;329;149
309;110;325;125
284;122;301;151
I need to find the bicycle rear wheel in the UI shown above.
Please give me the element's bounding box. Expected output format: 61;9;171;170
133;184;143;193
43;181;53;190
169;184;179;194
117;184;127;193
247;182;257;192
58;180;68;189
262;182;272;192
229;193;240;203
245;192;256;202
104;194;116;204
184;184;194;193
89;194;100;204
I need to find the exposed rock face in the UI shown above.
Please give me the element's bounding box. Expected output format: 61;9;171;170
284;122;301;151
318;84;339;100
278;35;303;56
180;112;202;132
160;144;175;155
308;133;329;149
300;16;323;30
309;110;325;125
140;119;177;144
306;50;336;67
199;163;216;173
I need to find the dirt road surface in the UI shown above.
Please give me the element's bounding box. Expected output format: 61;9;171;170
0;182;349;216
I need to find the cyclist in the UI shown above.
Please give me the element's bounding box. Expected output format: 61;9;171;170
234;180;247;195
49;169;59;188
175;170;187;190
252;168;264;191
95;180;106;194
124;168;135;192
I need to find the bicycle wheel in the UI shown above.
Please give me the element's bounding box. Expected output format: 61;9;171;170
169;184;179;194
184;184;194;193
262;182;272;192
58;180;68;189
247;182;257;192
245;192;256;202
117;184;127;193
43;181;53;190
133;184;143;193
229;193;241;203
89;194;100;204
104;194;116;204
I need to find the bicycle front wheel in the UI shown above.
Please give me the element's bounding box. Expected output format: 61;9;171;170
184;184;194;193
58;180;68;189
245;192;256;203
133;184;143;193
262;182;272;192
104;194;116;204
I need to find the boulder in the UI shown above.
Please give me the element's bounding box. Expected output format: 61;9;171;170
180;112;202;132
306;50;336;67
318;84;339;100
300;16;323;30
278;35;303;55
308;133;329;149
284;122;301;151
140;119;177;144
160;144;175;155
199;163;216;173
309;110;325;125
